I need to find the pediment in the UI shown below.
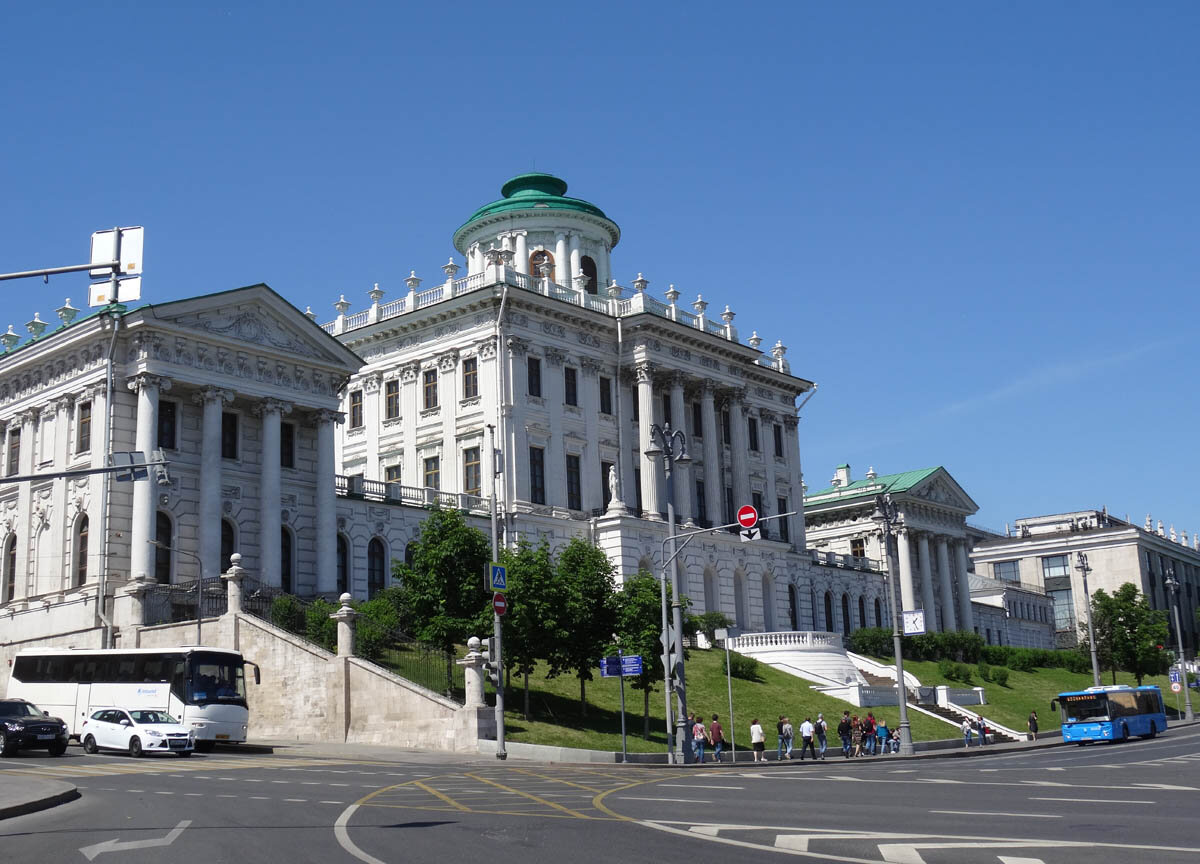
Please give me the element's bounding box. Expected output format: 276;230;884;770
906;470;978;515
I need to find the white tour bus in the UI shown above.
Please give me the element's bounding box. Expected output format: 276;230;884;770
7;647;259;752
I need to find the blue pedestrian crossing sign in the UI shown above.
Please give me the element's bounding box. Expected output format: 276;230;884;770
488;563;508;593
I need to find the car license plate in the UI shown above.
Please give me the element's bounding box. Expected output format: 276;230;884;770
37;734;54;740
215;734;229;740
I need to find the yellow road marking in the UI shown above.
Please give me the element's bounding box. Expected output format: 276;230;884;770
465;771;593;818
509;767;607;794
592;773;692;821
410;780;472;811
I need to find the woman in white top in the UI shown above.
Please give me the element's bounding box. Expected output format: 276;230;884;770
750;718;766;762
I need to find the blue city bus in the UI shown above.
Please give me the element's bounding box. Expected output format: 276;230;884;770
1051;685;1167;744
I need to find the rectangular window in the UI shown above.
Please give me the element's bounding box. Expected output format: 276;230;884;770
6;427;19;476
692;402;703;437
280;422;295;469
753;491;766;538
76;401;92;453
566;454;582;510
564;367;578;407
721;410;731;446
463;447;481;496
423;456;440;490
778;497;790;543
385;464;402;483
748;417;760;451
157;400;177;450
696;479;707;525
221;413;238;460
851;537;866;558
422;369;438;410
1041;555;1070;580
773;424;784;458
349;390;364;428
529;446;546;504
599;377;613;415
527;357;542;397
601;461;614;510
1049;588;1075;632
462;357;478;399
994;560;1020;582
385;380;399;419
634;468;642;514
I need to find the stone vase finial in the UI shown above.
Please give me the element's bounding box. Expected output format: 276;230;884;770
334;295;351;316
368;282;385;305
56;299;78;326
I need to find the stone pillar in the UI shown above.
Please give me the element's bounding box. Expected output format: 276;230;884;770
457;636;487;709
514;232;528;275
330;593;357;657
255;399;290;588
545;349;565;507
728;389;751;515
438;351;459;493
48;397;72;590
783;414;805;547
897;528;917;612
580;359;602;513
700;381;722;527
194;387;231;580
917;533;939;632
399;362;420;488
315;410;340;595
222;552;246;615
668;373;693;525
362;373;381;480
955;540;974;631
618;370;636;513
128;375;168;582
762;412;778;540
554;233;568;285
597;241;611;291
635;363;661;520
936;537;957;631
85;383;107;589
569;233;581;286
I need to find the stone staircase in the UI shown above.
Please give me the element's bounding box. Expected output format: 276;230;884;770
920;702;1021;743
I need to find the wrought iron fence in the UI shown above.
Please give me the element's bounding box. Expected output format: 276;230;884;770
372;633;465;703
142;577;228;626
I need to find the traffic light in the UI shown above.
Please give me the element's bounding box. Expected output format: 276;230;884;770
481;638;500;688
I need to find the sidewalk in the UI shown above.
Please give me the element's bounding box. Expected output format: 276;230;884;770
0;777;78;820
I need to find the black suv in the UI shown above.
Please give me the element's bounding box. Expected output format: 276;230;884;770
0;699;69;756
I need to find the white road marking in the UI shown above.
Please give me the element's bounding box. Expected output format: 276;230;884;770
335;804;388;864
997;858;1048;864
250;796;270;800
1133;783;1198;790
929;810;1060;819
283;798;307;802
329;783;351;787
79;819;190;861
320;800;344;804
616;796;711;803
216;794;237;798
657;783;744;790
1029;796;1154;804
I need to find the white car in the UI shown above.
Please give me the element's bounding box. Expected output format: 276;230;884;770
80;708;195;757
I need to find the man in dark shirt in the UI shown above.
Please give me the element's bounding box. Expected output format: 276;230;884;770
710;714;725;762
837;711;853;758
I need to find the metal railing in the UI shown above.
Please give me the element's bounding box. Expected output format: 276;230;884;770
373;633;465;703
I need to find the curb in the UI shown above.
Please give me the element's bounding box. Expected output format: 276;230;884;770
0;783;80;821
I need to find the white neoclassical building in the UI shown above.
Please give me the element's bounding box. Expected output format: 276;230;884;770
0;173;891;645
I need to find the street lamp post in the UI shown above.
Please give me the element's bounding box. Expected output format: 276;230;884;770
1076;552;1102;688
644;421;692;764
1163;570;1195;721
871;493;913;756
149;540;204;645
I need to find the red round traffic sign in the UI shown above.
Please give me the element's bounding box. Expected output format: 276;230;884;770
493;593;508;616
737;505;759;529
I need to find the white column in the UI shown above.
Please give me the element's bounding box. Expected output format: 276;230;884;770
668;373;693;525
936;536;957;631
569;233;582;287
955;540;974;631
507;338;530;502
438;352;459;492
700;381;722;527
728;389;751;514
195;387;230;580
635;363;661;520
514;232;528;275
597;241;611;290
554;233;568;285
129;374;168;583
897;528;916;612
256;399;289;588
12;414;33;597
783;414;805;547
399;363;420;488
362;373;381;480
762;411;778;540
580;359;602;512
85;384;106;589
49;397;71;590
917;533;939;632
618;371;636;512
315;410;339;595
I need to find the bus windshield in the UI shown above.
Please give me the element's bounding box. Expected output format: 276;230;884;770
188;652;247;707
1061;694;1109;723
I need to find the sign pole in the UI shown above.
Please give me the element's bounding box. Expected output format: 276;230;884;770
618;649;628;763
487;423;506;760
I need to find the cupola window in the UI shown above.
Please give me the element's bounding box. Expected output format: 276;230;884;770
529;250;555;282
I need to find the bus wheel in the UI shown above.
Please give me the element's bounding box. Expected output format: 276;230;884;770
128;737;143;758
83;735;98;754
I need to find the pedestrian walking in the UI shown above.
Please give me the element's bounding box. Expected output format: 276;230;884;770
814;713;827;760
710;714;725;763
798;716;817;760
1028;710;1039;741
838;710;853;758
961;717;973;748
781;716;794;759
776;715;786;761
750;718;766;762
864;712;877;755
692;713;708;763
875;718;889;754
978;718;989;746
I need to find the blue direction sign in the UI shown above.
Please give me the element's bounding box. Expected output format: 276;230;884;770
1169;667;1181;684
488;563;507;593
600;655;643;677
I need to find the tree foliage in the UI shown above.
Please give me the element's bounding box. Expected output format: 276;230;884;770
500;538;564;719
614;572;667;738
1084;583;1170;685
548;537;618;715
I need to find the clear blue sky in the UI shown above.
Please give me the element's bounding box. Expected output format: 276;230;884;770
3;2;1197;533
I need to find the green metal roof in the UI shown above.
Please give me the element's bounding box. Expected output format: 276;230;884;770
455;173;613;234
804;467;942;502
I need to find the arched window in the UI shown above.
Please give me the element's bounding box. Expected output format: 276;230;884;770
529;250;555;282
368;538;386;599
874;597;883;628
858;596;867;629
4;534;16;602
841;594;851;636
154;512;172;584
221;520;235;575
580;256;598;294
733;571;747;629
824;591;834;632
336;535;348;596
761;574;775;631
74;515;89;588
704;569;718;614
280;527;293;594
788;584;799;630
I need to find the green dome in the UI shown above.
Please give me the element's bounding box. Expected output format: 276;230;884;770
454;173;614;243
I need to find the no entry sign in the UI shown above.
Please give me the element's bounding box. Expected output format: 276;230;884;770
737;504;759;529
493;593;508;616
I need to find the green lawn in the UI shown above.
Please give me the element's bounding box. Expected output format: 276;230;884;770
494;646;953;753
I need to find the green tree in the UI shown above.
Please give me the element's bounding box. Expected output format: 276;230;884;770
548;537;618;716
615;572;667;739
1083;589;1120;684
500;538;564;719
391;505;492;670
1085;583;1170;685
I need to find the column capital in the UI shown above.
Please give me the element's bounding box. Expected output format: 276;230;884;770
127;373;172;395
782;414;799;430
700;378;718;398
192;386;233;408
475;335;498;360
436;349;460;372
727;386;746;405
400;361;420;382
506;336;529;357
669;370;687;390
362;372;382;393
252;398;294;418
580;357;604;377
634;362;654;384
313;409;345;426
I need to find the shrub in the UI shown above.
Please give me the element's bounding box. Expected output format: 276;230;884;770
694;611;733;643
953;663;972;684
305;598;338;652
992;667;1009;687
724;653;761;681
848;627;894;658
270;594;305;634
977;661;991;682
354;597;401;662
1064;651;1092;675
937;658;955;680
1007;649;1037;672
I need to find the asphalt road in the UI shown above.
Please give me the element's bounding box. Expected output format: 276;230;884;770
2;726;1198;864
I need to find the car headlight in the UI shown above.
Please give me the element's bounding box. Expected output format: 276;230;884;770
4;721;23;732
146;730;164;738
